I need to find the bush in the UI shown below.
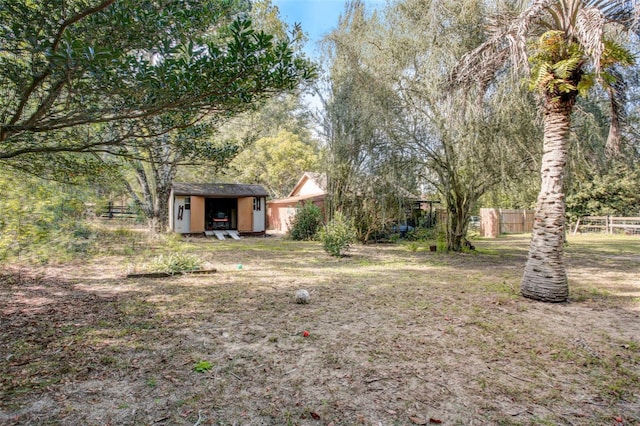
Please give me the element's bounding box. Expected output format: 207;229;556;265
289;202;323;241
319;212;356;257
406;227;436;242
149;253;203;274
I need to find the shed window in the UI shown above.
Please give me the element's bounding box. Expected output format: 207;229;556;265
253;197;261;211
184;196;191;210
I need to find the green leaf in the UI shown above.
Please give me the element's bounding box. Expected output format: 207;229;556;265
193;360;213;373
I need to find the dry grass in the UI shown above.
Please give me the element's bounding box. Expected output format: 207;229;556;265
0;231;639;425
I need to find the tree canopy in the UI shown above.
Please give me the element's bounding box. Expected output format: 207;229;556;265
226;130;320;198
0;0;315;169
320;0;542;248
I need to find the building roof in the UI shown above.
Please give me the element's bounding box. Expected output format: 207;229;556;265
172;182;268;197
289;172;327;197
267;193;325;206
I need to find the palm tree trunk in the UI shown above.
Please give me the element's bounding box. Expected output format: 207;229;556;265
521;99;572;302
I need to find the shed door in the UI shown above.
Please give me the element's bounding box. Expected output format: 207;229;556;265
174;196;191;233
237;197;253;232
189;196;205;233
253;197;265;232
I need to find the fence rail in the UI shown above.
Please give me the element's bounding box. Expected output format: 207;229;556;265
99;204;136;219
573;216;640;235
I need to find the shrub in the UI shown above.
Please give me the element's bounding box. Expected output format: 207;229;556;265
405;242;420;252
149;253;203;274
406;227;436;242
289;202;323;241
319;212;356;257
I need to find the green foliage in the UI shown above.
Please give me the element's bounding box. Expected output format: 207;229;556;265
529;31;584;97
405;242;420;252
227;130;320;198
1;0;316;230
566;163;640;222
193;360;213;373
436;229;448;252
319;212;357;257
342;192;410;243
0;172;93;264
289;202;323;241
528;30;635;100
406;227;437;242
323;0;541;251
149;253;203;274
0;0;315;175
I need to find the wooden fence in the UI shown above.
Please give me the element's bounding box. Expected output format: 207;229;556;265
480;211;640;237
480;208;535;237
572;216;640;235
99;203;137;219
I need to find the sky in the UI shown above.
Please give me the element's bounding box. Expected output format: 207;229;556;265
272;0;385;57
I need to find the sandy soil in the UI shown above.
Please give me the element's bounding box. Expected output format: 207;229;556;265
1;235;638;425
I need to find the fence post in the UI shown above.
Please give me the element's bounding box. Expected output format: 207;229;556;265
572;217;581;235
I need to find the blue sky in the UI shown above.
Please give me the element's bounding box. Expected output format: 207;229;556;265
272;0;385;57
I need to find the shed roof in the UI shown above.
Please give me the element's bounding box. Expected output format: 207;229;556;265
172;182;268;197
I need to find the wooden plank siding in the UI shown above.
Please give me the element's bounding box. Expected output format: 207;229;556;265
480;208;534;237
499;209;534;234
189;196;205;233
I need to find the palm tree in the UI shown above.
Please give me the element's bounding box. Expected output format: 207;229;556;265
452;0;638;302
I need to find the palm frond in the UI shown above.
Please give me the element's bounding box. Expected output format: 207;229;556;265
451;0;640;89
575;6;605;71
586;0;638;26
601;39;635;68
529;62;552;91
552;56;581;79
555;80;577;93
576;73;595;96
451;0;557;87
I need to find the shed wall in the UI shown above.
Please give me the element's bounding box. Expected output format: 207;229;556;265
190;196;205;233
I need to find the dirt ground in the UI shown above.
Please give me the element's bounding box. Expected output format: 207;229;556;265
1;233;639;425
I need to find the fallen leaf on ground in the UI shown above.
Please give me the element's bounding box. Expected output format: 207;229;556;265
410;416;427;425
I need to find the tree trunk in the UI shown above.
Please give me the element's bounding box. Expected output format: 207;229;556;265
151;183;171;233
442;173;479;252
143;139;177;234
605;87;621;157
447;201;468;252
521;99;572;302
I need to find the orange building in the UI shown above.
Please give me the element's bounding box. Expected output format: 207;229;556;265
267;172;326;233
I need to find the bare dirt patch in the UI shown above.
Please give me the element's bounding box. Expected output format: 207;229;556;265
1;234;639;425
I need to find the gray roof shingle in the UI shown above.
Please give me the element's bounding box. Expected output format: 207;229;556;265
172;183;268;197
